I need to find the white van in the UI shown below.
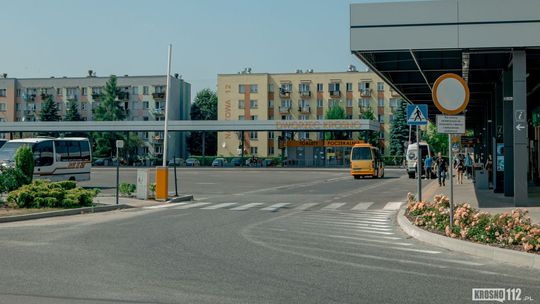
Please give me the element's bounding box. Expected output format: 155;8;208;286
406;142;433;179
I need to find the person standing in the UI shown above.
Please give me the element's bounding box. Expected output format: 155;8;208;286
424;154;433;180
434;152;448;186
456;157;465;184
485;154;493;189
465;153;473;179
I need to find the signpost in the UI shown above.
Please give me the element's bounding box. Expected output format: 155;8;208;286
115;140;124;205
432;73;470;229
407;104;428;202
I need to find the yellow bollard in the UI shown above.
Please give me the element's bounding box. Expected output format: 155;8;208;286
155;166;169;201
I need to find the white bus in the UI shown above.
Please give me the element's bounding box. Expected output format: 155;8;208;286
0;137;92;181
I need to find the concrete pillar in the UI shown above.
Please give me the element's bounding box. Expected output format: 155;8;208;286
503;70;514;197
493;82;504;193
512;50;528;205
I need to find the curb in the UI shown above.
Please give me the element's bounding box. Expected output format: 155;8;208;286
0;204;133;224
397;208;540;270
167;194;194;203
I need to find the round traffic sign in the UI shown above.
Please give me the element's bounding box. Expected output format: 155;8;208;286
432;73;470;115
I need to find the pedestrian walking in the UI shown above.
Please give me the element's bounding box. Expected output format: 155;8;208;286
456;157;465;184
424;154;433;180
465;153;473;179
434;152;448;186
485;154;493;189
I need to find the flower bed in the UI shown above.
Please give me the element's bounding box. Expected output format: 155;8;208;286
406;194;540;253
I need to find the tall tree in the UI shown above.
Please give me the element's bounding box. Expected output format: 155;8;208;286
423;122;448;155
324;105;348;140
359;107;378;146
388;100;409;157
40;95;61;121
91;75;127;157
64;100;82;121
187;89;218;156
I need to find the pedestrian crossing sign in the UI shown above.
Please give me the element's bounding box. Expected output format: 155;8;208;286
407;104;428;125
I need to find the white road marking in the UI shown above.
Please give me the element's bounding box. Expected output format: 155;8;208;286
351;202;374;210
321;203;347;210
261;203;290;211
201;203;237;210
293;221;393;231
230;203;264;211
174;202;211;209
383;202;404;210
196;182;217;185
294;203;319;210
144;203;188;209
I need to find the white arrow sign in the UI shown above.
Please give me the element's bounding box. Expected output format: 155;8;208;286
516;124;525;131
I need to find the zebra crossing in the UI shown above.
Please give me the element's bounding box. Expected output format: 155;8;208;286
144;201;406;213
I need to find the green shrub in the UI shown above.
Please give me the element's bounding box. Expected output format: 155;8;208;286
15;145;34;182
0;167;30;193
6;180;98;209
119;183;136;197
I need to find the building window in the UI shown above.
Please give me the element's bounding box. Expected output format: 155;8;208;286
268;115;274;120
378;115;384;123
281;99;292;108
16;103;20;111
0;89;7;97
238;100;245;109
317;83;323;92
143;86;149;95
239;85;245;93
154;86;165;93
250;147;258;155
268;100;274;108
346;99;353;107
143;116;149;121
250;84;258;93
142;132;149;140
378;98;384;107
359;82;370;91
143;101;149;109
299;99;309;107
329;99;340;107
268;131;275;139
268;147;275;155
359;98;370;108
346;83;353;92
0;103;6;111
250;100;258;109
328;83;340;92
81;88;87;96
250;132;258;140
379;131;385;139
377;82;384;91
299;115;309;120
317;115;324;120
390;98;399;108
299;83;310;93
346;114;353;119
317;99;323;108
16;89;21;97
280;83;292;93
251;115;258;120
389;114;394;122
239;115;245;120
268;84;274;92
56;88;63;95
66;88;78;98
132;86;139;95
92;87;101;95
299;132;308;140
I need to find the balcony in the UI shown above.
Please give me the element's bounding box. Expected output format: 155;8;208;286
153;108;165;116
279;88;291;98
23;94;36;102
329;90;341;98
279;106;291;114
390;90;401;97
92;93;101;100
298;106;311;114
151;136;164;144
118;92;130;100
360;88;372;97
152;92;165;100
299;90;312;98
67;94;78;101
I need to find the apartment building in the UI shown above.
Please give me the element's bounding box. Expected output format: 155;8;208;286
0;72;191;159
217;69;402;158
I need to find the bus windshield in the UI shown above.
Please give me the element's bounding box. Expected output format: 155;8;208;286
351;147;372;161
0;142;34;162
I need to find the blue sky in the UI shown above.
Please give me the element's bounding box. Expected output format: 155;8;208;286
1;0;403;100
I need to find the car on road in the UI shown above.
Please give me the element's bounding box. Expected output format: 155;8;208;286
231;158;242;167
186;158;200;167
262;159;276;167
406;142;433;179
211;158;226;167
168;158;185;166
92;158;109;166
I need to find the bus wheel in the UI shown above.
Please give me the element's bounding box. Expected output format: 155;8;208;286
354;175;360;180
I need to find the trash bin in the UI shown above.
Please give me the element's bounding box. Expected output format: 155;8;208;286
475;169;489;189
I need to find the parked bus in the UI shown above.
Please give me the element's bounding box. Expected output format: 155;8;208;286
350;143;384;179
0;137;91;181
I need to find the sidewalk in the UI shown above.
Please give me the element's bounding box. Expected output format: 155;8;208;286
420;177;540;224
94;194;193;208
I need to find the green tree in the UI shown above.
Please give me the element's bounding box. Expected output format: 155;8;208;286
64;100;82;121
91;75;127;157
423;122;448;155
388;100;409;157
15;145;34;182
324;105;348;140
188;89;218;156
40;95;61;121
359;107;379;146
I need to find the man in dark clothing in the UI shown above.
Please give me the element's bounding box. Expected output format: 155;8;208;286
434;152;448;186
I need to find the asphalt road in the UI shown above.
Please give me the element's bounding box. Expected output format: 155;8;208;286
1;168;539;304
